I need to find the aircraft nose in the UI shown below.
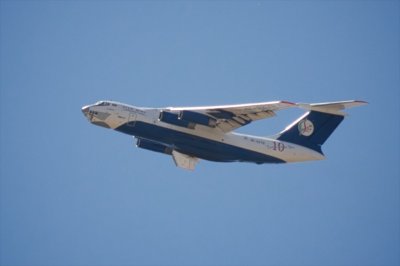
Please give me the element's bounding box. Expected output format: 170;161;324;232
81;106;92;120
81;105;90;115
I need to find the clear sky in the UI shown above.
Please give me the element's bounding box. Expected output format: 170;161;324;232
1;1;399;266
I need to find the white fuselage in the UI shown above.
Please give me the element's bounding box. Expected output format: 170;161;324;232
82;101;325;164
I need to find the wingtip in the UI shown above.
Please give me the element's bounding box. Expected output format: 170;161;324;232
354;100;369;105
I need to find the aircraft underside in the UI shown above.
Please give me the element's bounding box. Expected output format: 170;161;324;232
115;121;285;164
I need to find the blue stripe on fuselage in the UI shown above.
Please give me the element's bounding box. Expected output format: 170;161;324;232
115;121;285;164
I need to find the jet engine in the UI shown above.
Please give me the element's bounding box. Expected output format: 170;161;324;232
136;138;172;155
179;111;217;128
159;111;195;129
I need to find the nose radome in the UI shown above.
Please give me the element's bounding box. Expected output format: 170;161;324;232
81;105;90;115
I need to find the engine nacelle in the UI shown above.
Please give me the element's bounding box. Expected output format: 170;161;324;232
159;111;195;129
136;138;172;155
179;111;217;127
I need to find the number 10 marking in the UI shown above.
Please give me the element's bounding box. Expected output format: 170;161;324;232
273;142;285;152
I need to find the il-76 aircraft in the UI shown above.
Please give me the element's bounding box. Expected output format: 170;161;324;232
82;100;366;170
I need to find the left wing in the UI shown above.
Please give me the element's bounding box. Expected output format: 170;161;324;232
169;101;295;133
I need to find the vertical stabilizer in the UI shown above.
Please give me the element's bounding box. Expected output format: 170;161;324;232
277;111;344;153
276;100;367;153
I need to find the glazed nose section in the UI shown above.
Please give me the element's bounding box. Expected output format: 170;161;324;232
81;105;91;119
82;106;89;114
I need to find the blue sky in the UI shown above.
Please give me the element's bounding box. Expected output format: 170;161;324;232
1;1;399;266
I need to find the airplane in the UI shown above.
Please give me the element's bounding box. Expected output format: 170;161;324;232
81;100;367;170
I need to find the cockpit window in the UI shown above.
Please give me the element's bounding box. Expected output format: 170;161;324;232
95;101;110;106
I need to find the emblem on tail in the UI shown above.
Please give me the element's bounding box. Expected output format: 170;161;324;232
298;119;314;136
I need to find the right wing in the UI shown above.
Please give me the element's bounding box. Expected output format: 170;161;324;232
168;101;295;133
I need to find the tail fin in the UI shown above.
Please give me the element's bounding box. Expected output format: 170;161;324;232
276;100;367;154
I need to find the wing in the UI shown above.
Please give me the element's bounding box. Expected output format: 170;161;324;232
169;101;295;132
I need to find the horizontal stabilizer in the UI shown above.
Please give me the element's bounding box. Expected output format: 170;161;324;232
297;100;368;116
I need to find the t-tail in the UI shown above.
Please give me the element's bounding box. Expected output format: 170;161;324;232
276;100;368;154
